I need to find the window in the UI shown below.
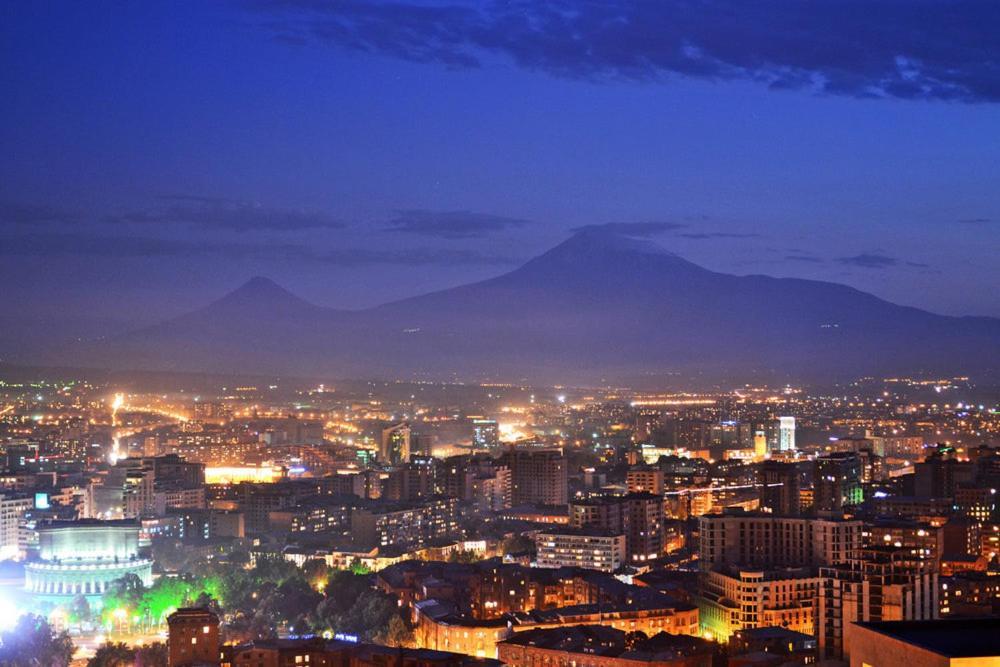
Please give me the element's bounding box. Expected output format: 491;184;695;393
203;625;211;634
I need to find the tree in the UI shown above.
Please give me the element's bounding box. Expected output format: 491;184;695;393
373;614;414;648
135;642;168;667
502;534;535;556
0;614;75;667
68;595;92;625
447;549;482;563
87;642;134;667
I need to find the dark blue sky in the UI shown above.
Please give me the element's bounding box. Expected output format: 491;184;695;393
2;1;999;338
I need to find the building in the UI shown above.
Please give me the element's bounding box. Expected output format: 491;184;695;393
914;452;974;499
697;567;822;641
814;452;863;517
0;492;34;560
778;417;796;452
503;448;567;507
167;607;220;667
165;610;503;667
24;519;153;606
846;618;1000;667
498;626;715;667
351;496;459;550
757;461;801;516
535;527;626;572
818;547;938;660
729;627;817;666
862;520;943;570
381;423;412;466
699;512;862;570
570;493;664;563
472;419;500;451
627;466;665;495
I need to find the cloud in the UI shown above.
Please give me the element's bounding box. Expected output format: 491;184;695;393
0;200;79;226
0;232;517;266
385;209;530;238
678;232;761;240
106;196;345;231
957;217;992;224
836;253;929;270
784;253;825;263
250;0;1000;103
570;222;687;237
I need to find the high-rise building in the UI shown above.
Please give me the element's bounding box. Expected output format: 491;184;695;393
0;493;33;560
570;492;664;562
778;417;796;451
699;512;862;570
818;547;938;660
472;419;500;451
814;452;863;517
502;448;567;506
753;429;768;460
380;422;411;466
626;465;664;494
757;461;801;516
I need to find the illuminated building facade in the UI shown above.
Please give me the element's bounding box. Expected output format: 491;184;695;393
535;528;626;572
472;419;500;451
24;519;153;606
778;417;796;451
696;567;821;641
380;422;411;465
0;492;34;560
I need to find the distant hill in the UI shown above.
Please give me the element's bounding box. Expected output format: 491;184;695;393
50;229;1000;384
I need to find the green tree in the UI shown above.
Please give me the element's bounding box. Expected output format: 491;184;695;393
0;614;75;667
67;595;92;625
87;642;134;667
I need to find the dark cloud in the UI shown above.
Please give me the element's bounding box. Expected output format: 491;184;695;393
784;253;825;263
570;222;687;237
678;232;761;240
386;209;530;238
957;217;993;224
0;200;79;226
106;196;345;231
251;0;1000;103
836;253;929;270
0;233;517;266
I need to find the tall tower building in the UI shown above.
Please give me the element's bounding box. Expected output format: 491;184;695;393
814;452;863;517
758;461;801;515
380;422;411;466
502;448;567;506
778;417;796;451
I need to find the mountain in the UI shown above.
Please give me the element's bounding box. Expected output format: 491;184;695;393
51;229;1000;384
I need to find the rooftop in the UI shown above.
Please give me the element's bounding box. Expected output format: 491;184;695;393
854;619;1000;658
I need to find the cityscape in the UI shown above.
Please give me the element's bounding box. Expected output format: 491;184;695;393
2;2;1000;667
1;375;998;666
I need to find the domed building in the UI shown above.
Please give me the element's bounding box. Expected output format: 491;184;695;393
24;519;153;607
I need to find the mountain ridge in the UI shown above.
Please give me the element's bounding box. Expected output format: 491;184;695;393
45;230;1000;384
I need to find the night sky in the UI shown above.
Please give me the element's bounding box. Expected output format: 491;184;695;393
2;1;999;341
